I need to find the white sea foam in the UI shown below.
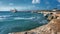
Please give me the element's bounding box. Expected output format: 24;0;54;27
0;18;6;21
0;15;12;18
14;17;35;20
38;20;48;24
0;15;13;21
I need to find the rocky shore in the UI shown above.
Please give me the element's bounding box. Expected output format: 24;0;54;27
9;19;60;34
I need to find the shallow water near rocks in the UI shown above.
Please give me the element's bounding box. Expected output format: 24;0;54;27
0;11;48;34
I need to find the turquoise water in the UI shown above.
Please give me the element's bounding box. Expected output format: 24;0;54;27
0;11;48;34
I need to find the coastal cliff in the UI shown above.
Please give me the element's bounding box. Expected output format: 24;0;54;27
10;19;60;34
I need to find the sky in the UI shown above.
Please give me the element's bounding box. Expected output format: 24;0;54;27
0;0;60;11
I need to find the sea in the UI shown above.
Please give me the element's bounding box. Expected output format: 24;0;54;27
0;11;49;34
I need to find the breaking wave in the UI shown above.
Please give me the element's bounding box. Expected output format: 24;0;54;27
0;15;36;21
0;15;12;21
14;17;35;20
0;15;12;18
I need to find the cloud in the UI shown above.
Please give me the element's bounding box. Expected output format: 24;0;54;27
57;0;60;3
9;3;14;6
32;5;36;7
46;6;50;9
0;7;14;11
57;4;60;6
0;5;36;11
32;0;40;4
45;1;49;4
0;1;2;4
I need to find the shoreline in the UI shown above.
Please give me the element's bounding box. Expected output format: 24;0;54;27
9;19;60;34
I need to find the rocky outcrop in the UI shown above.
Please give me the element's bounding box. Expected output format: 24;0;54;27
9;19;60;34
